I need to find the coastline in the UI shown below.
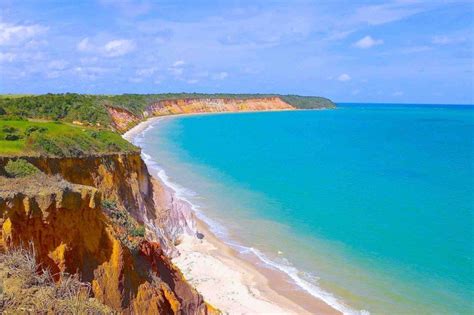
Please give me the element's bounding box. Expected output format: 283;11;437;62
123;112;342;315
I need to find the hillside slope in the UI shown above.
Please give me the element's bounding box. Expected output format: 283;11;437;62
0;93;336;132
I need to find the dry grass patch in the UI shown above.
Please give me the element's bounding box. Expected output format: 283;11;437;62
0;246;113;314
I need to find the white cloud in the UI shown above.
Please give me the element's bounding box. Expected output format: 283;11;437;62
168;60;186;77
129;77;143;83
432;35;466;45
45;71;62;79
401;45;432;54
77;38;135;57
136;67;158;77
0;52;16;62
354;35;383;49
172;60;185;67
0;22;48;46
48;60;68;70
353;3;425;26
103;39;135;57
169;67;183;76
74;66;109;80
212;71;228;80
337;73;351;82
77;38;92;52
392;91;404;96
324;2;434;41
80;56;99;64
187;79;198;84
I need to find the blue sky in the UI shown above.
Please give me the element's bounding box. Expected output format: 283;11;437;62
1;0;472;104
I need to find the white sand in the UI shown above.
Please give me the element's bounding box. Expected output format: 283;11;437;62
174;232;312;314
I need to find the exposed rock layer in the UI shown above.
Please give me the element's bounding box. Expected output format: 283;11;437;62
0;175;216;314
106;106;141;133
0;154;154;223
0;154;196;257
106;97;295;133
145;97;294;116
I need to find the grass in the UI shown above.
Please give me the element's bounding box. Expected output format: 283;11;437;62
0;246;112;314
0;119;138;157
4;159;39;177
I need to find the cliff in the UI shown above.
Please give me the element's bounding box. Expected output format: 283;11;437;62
0;174;216;314
0;154;155;223
106;106;141;133
105;97;294;133
144;97;294;116
0;152;217;314
0;154;194;257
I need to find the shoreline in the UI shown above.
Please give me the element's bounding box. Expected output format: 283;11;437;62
123;111;343;314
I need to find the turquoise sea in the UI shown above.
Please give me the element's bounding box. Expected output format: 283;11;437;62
136;104;474;314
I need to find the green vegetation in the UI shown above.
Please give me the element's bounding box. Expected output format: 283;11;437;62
0;93;111;126
0;119;138;157
0;247;112;314
4;159;39;178
101;93;336;114
102;199;146;250
280;95;336;109
0;93;336;127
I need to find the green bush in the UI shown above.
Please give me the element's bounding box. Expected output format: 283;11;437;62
130;226;145;237
24;126;47;136
101;199;146;250
2;126;18;133
4;134;21;141
4;159;39;178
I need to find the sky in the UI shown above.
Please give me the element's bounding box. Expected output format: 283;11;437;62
0;0;473;104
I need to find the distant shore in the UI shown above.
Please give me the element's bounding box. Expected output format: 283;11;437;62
123;112;341;315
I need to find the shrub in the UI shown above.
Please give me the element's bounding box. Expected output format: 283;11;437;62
102;199;146;250
130;225;146;237
33;136;64;156
4;159;39;178
2;125;23;140
4;134;21;141
0;107;6;115
2;125;18;133
0;115;26;121
101;199;117;211
24;126;47;136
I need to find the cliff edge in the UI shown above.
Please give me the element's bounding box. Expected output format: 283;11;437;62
0;162;217;314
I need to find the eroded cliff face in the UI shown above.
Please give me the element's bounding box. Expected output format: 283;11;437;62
106;106;141;133
0;154;155;224
0;175;216;314
0;154;194;257
105;97;295;134
145;97;294;116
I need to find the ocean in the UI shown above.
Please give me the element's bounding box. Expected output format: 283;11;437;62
134;104;473;314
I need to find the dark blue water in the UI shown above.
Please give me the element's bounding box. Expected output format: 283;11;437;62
141;104;474;314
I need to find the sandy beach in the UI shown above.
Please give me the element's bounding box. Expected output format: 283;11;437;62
123;113;341;315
